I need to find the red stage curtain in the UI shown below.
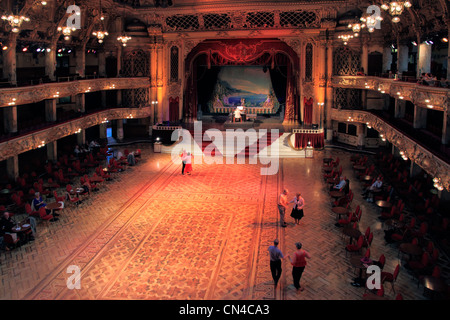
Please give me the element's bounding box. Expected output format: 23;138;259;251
169;97;179;122
295;132;324;149
304;97;313;125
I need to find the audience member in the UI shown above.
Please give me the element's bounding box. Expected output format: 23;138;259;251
330;176;346;191
362;176;383;202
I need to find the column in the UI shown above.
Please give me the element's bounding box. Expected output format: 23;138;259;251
45;43;57;81
357;124;365;150
117;45;122;77
76;93;85;113
99;123;107;139
46;141;57;162
3;106;18;133
397;44;409;75
394;99;405;118
325;43;334;141
413;105;427;129
117;119;124;141
316;42;327;129
442;109;450;145
75;45;86;78
98;51;106;77
410;162;422;178
417;42;432;77
6;155;19;181
45;99;57;122
361;41;369;75
117;90;122;107
77;129;86;146
2;40;17;85
382;46;393;74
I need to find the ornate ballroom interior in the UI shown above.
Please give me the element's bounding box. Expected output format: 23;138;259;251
0;0;449;302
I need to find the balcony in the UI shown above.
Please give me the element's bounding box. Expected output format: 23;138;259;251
330;108;450;190
0;77;151;108
0;107;152;163
331;76;450;112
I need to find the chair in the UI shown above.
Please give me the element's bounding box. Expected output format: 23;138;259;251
53;190;65;202
395;293;403;300
345;235;364;257
381;264;400;293
407;252;430;276
25;203;39;218
337;212;353;227
66;191;81;206
362;232;373;249
3;233;20;249
373;254;386;271
411;222;428;241
39;206;53;222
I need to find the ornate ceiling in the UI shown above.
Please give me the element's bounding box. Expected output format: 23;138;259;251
0;0;448;48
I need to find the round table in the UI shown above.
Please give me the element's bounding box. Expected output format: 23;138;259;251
89;177;104;183
343;227;362;244
323;167;333;173
332;206;349;220
350;256;371;287
353;165;366;171
385;219;405;230
330;191;345;199
9;223;31;233
46;202;63;222
375;200;393;210
327;178;338;184
422;276;447;294
399;243;423;260
361;175;373;182
323;157;333;164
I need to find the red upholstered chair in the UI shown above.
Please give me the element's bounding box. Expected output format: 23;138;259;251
338;212;353;227
411;222;428;241
374;254;386;271
362;232;373;249
39;206;53;222
25;203;39;218
381;264;400;293
407;252;430;276
345;235;364;257
395;293;403;300
3;233;20;249
53;190;65;202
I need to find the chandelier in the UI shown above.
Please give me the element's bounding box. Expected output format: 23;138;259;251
338;33;354;45
381;1;412;23
1;9;30;33
360;12;383;33
93;30;109;43
58;26;75;40
117;35;132;47
348;20;365;37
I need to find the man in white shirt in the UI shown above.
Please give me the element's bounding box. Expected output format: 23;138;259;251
234;107;242;122
330;176;346;191
362;177;383;202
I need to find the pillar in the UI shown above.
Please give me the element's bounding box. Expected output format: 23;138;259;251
98;51;106;77
3;106;17;133
325;43;334;141
382;46;393;73
117;90;122;107
417;42;432;77
45;99;57;122
77;129;85;146
442;109;450;145
2;41;17;85
99;123;107;139
116;119;124;141
46;141;57;162
75;45;86;78
361;41;369;75
76;93;85;113
357;124;365;150
397;45;409;75
394;99;405;118
413;105;427;129
6;155;19;181
45;43;57;81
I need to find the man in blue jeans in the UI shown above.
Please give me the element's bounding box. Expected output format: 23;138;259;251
268;239;285;288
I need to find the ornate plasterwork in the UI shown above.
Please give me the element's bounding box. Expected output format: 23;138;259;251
168;82;182;98
0;78;151;108
331;109;450;191
331;76;450;112
0;107;152;163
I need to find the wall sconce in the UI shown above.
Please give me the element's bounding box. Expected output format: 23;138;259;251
8;98;16;105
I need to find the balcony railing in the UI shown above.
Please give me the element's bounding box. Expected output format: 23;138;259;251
0;107;152;163
0;77;151;108
330;108;450;191
331;76;450;112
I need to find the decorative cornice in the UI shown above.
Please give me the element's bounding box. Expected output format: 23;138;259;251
331;76;450;112
330;109;450;191
0;78;151;108
0;107;152;162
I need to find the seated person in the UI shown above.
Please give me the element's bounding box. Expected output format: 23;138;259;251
0;211;15;234
362;177;383;202
74;145;81;156
234;108;242;122
32;192;56;216
330;176;346;191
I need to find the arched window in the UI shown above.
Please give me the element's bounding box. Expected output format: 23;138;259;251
305;43;313;82
170;46;179;82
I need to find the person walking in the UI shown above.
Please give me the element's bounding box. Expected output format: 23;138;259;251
290;192;305;225
180;149;187;175
287;242;311;292
278;189;289;227
268;239;284;288
185;152;193;175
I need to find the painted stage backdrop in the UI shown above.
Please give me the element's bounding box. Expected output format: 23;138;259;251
208;66;280;114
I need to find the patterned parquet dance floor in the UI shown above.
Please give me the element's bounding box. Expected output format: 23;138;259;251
0;144;443;300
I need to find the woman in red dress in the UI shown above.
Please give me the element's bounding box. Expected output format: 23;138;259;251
185;152;193;175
